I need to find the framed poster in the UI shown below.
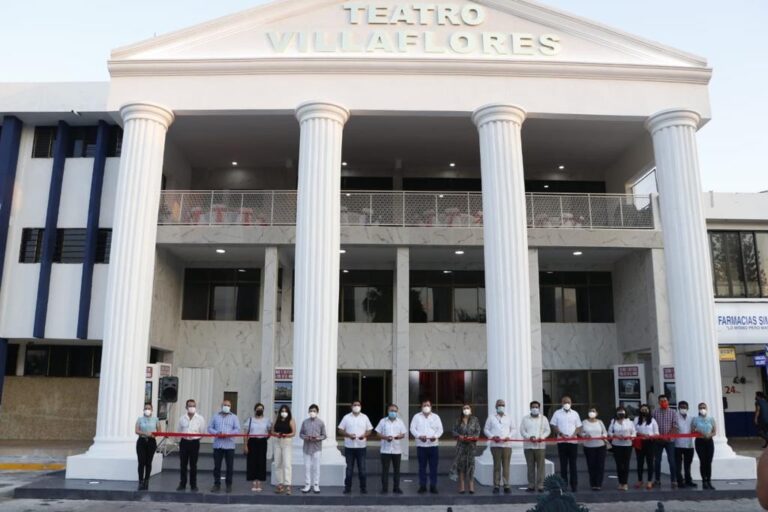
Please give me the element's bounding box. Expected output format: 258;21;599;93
619;400;641;418
274;381;292;401
618;378;641;399
661;365;676;407
613;364;645;415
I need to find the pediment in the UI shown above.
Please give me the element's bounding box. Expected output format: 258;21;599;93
109;0;709;78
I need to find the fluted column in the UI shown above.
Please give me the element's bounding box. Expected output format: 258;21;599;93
473;104;531;424
647;109;755;479
292;101;349;461
67;103;173;480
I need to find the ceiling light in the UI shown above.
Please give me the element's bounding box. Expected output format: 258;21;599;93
449;162;456;168
339;249;346;254
342;162;348;166
573;251;583;256
238;269;246;273
546;271;554;274
232;161;238;166
342;269;349;273
558;165;565;170
543;185;550;189
443;270;452;274
345;193;351;197
438;194;444;198
455;250;464;255
216;249;226;254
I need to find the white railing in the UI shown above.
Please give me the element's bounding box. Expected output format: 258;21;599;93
158;190;655;229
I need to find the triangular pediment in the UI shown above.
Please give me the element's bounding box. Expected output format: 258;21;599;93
110;0;708;76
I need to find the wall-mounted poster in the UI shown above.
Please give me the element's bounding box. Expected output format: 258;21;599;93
619;400;641;418
618;378;641;399
274;367;293;415
274;381;292;401
661;365;676;407
614;364;645;417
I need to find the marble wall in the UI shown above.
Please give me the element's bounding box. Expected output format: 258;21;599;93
409;323;487;369
148;248;184;352
541;323;620;369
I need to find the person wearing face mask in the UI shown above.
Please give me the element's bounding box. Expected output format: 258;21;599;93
338;400;373;494
520;400;551;492
177;398;205;491
300;404;327;494
410;399;444;494
608;406;636;491
271;404;297;495
633;404;659;489
374;404;407;494
207;400;241;493
549;395;581;492
451;403;481;494
673;400;696;489
244;402;271;492
651;394;678;489
691;402;717;490
483;398;516;494
580;408;608;490
135;403;160;491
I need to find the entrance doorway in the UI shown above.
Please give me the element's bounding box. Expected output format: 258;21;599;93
336;370;391;425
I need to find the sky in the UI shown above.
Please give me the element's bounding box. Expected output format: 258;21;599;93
0;1;766;193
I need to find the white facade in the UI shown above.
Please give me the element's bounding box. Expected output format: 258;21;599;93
0;0;765;483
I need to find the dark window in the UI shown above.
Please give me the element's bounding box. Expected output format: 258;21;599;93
339;270;393;322
524;180;606;194
53;229;86;263
23;345;100;377
539;271;614;323
107;126;123;157
408;370;487;434
403;178;482;191
410;270;485;323
4;343;19;376
182;268;261;321
340;177;394;190
709;231;768;298
95;229;111;263
32;126;57;158
69;127;99;158
19;228;44;263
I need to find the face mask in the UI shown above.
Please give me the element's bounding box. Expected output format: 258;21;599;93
699;409;708;416
352;406;361;414
144;409;152;417
255;409;263;416
640;409;649;416
463;409;471;416
496;406;505;414
309;411;317;419
588;411;597;419
617;412;626;419
563;403;571;411
422;406;431;414
187;406;196;414
388;411;397;420
679;408;688;415
222;405;231;414
280;411;288;419
660;401;669;410
530;408;540;416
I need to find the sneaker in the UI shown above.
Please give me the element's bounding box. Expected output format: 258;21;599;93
302;485;311;493
313;485;320;493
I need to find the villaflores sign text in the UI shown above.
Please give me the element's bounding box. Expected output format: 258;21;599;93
267;3;562;56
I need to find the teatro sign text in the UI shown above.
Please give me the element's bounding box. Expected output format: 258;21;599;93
267;3;562;56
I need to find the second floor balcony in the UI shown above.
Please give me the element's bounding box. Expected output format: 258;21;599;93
158;190;655;230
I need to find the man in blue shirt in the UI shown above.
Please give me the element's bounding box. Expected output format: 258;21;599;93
208;400;241;493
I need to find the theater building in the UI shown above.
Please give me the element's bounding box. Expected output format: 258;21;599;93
0;0;763;482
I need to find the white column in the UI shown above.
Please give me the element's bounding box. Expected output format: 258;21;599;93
472;104;532;485
646;108;755;479
393;247;410;460
15;342;26;376
260;247;279;414
290;101;349;482
67;103;174;481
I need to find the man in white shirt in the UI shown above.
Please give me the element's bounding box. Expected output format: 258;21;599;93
337;400;373;494
374;403;408;494
177;398;206;491
549;394;582;492
483;398;516;493
410;399;443;494
674;400;696;488
519;400;551;492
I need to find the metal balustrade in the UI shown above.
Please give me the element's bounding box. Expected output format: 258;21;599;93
158;190;655;229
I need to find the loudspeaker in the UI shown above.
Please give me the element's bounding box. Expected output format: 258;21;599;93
159;376;178;403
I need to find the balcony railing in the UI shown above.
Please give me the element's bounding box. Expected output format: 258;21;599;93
158;190;655;229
